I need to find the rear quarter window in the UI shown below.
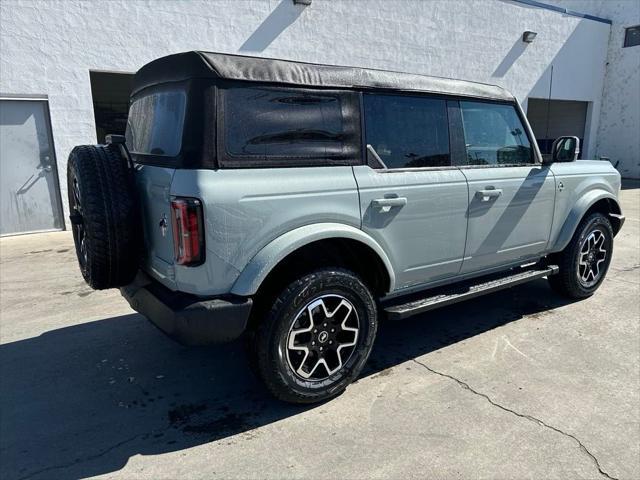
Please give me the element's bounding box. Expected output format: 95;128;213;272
219;86;360;167
126;90;186;156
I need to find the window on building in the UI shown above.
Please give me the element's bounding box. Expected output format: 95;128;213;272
459;101;533;166
222;87;356;163
623;25;640;48
363;94;450;169
125;90;187;156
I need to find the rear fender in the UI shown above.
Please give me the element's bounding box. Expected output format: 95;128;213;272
230;223;396;296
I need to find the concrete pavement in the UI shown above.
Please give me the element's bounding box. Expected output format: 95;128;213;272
1;184;638;479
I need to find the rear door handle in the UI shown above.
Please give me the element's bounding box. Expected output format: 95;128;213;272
476;189;503;201
371;197;407;213
371;197;408;208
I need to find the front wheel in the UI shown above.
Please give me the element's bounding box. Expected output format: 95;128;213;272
250;268;378;404
548;212;614;299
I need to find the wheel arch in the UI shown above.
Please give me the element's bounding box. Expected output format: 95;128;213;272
230;223;396;297
551;190;623;253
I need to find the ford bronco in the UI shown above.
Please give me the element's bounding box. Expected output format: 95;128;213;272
68;52;624;403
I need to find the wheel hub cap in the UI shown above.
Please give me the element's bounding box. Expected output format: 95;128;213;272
286;294;360;381
578;229;607;287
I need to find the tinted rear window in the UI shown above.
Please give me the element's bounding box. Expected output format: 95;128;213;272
125;90;186;156
363;93;450;169
221;86;357;164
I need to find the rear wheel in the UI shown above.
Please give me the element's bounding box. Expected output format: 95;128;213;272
548;212;613;299
250;268;378;404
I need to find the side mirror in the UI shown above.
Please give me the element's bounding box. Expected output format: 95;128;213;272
549;136;580;164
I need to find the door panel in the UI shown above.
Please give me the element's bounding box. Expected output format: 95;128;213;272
0;99;63;235
353;166;469;289
460;166;556;273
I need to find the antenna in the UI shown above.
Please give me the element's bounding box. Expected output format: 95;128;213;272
544;65;554;150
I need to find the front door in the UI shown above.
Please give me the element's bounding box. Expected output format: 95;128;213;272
456;100;556;274
354;93;469;291
0;99;64;235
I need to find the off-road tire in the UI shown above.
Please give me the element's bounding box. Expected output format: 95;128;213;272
67;144;140;289
250;268;378;404
548;212;613;299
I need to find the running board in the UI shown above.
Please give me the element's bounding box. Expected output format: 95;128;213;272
384;265;559;320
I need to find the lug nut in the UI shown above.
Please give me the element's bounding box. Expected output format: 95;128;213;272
312;341;315;346
319;347;323;351
329;341;333;345
331;328;335;332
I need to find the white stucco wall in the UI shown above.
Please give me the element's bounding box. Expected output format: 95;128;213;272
594;1;640;178
0;0;614;220
549;0;640;177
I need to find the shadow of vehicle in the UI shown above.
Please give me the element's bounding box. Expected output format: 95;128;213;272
1;279;573;480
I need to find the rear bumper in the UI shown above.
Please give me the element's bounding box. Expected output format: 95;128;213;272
120;273;252;345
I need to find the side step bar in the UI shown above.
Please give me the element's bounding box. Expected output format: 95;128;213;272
384;265;559;320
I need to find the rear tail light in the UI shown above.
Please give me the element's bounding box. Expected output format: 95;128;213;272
170;197;205;266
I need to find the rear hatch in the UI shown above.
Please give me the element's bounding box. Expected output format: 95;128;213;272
125;86;190;289
134;165;177;287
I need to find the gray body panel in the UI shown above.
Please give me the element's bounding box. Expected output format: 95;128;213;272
134;164;177;289
460;165;556;273
352;165;468;289
548;160;622;252
157;167;361;296
136;160;621;298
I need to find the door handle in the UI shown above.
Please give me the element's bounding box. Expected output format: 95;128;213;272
371;197;408;211
476;189;503;201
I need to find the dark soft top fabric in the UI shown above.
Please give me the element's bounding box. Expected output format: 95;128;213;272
132;51;514;101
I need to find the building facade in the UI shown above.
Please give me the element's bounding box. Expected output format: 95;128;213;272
1;0;638;235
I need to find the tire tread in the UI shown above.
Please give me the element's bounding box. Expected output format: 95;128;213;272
67;144;140;289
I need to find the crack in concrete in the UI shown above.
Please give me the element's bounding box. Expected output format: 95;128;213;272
411;358;618;480
15;434;142;480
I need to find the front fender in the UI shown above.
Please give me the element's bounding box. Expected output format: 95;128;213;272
551;189;620;252
230;223;396;296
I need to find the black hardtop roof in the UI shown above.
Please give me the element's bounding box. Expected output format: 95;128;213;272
132;51;514;101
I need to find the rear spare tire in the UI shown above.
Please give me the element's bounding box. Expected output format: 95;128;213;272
67;144;140;289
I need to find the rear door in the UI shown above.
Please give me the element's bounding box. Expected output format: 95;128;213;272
353;93;469;290
454;100;556;274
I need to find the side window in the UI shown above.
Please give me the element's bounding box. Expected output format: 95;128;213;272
221;86;358;164
459;101;533;166
363;94;450;169
125;90;186;156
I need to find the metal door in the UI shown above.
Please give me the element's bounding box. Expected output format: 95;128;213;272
460;165;556;274
0;99;64;235
353;165;469;290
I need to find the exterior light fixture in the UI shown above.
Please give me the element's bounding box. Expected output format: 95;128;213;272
293;0;312;4
522;31;538;43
